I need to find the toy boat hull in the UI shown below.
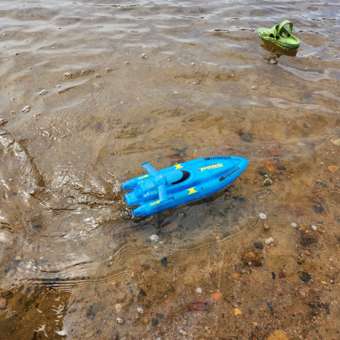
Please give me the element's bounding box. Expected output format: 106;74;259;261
122;156;248;218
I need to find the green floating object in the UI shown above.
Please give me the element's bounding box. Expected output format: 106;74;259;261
256;20;300;50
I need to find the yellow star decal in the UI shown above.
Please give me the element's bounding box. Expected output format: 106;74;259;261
174;163;183;169
187;187;197;195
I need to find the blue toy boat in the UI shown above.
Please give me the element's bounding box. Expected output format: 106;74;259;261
122;156;249;218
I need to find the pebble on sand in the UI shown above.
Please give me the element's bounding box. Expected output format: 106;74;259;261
253;240;264;250
21;105;31;113
269;57;278;65
263;177;273;186
265;237;274;245
311;224;318;231
115;303;122;313
141;53;148;59
291;222;298;228
39;89;48;96
55;329;67;337
331;138;340;146
116;317;124;325
327;165;338;173
179;329;187;336
211;291;222;302
195;287;203;294
137;306;144;314
233;308;242;316
0;297;7;310
267;329;289;340
0;118;8;127
64;72;73;79
149;234;159;242
259;212;267;220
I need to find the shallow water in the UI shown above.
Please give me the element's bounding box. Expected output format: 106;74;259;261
0;0;340;339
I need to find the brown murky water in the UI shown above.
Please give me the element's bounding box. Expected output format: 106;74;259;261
0;1;340;339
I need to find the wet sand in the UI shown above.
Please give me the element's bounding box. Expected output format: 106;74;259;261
0;0;340;339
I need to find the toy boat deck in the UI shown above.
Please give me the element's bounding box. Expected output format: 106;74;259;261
122;156;249;217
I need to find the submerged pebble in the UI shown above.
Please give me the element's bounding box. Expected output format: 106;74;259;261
331;138;340;146
233;308;242;316
64;72;72;79
0;297;7;309
21;105;31;113
55;329;67;336
38;89;48;96
116;317;124;324
299;271;312;283
269;57;278;64
150;234;159;242
195;287;203;294
265;237;274;245
0;118;8;126
263;177;273;186
253;240;264;249
115;303;122;313
259;212;267;220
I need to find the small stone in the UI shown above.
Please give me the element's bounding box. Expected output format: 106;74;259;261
115;303;122;313
195;287;202;294
160;257;168;267
137;306;144;314
64;72;72;79
263;223;270;231
124;61;130;65
291;222;298;228
253;241;264;250
150;234;159;242
21;105;31;113
251;85;257;90
0;297;7;309
239;131;253;143
299;271;312;283
265;237;274;245
0;118;8;127
179;329;187;336
259;212;267;220
311;224;318;231
267;329;289;340
233;308;242;316
263;177;273;186
39;89;48;96
312;203;325;214
242;250;263;266
116;317;124;324
105;67;113;73
299;230;318;247
269;57;278;65
331;138;340;146
328;165;338;173
141;53;148;59
211;291;222;301
55;329;67;336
